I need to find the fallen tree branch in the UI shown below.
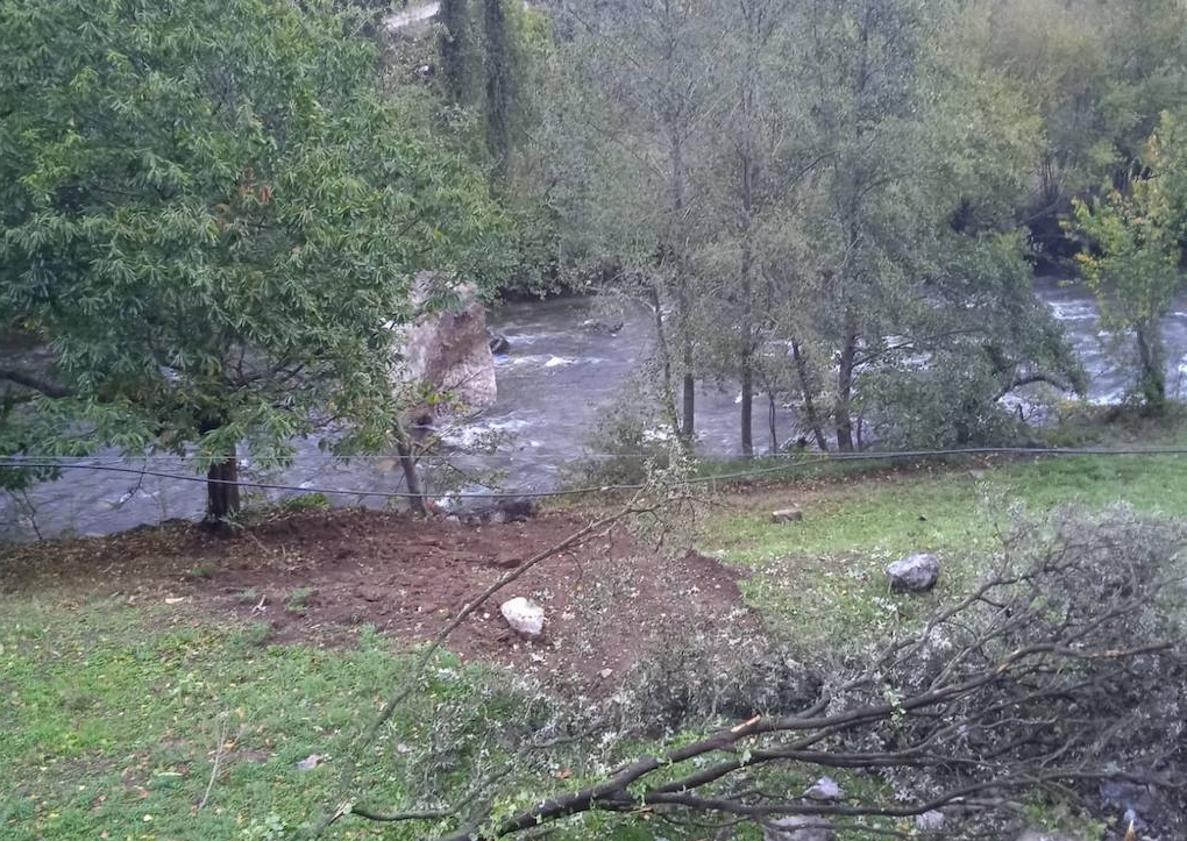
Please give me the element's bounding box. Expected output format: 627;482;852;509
305;494;658;838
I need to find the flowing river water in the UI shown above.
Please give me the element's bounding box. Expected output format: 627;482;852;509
5;279;1187;540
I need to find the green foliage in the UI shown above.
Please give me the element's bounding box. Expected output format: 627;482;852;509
1072;112;1187;409
0;0;508;492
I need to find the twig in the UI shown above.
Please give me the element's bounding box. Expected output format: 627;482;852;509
197;714;231;811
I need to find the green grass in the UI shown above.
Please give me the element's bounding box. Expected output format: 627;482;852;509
6;412;1187;840
702;452;1187;645
0;598;545;841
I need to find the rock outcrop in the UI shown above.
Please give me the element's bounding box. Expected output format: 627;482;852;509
394;276;497;430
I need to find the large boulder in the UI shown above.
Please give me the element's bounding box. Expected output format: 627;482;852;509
762;816;836;841
887;553;941;592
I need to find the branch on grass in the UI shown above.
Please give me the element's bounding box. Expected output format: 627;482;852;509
305;495;660;838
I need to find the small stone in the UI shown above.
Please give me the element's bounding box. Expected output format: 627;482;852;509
296;754;322;772
915;810;945;832
598;668;613;680
762;815;836;841
500;597;545;640
771;508;804;524
887;553;941;592
803;776;843;801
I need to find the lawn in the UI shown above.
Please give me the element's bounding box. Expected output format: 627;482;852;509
0;597;545;841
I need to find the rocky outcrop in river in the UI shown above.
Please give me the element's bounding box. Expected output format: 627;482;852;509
396;277;497;429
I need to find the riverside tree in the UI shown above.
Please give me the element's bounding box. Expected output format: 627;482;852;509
1071;113;1187;411
0;0;506;521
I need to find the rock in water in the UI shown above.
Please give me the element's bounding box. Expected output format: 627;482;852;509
887;553;940;592
580;318;624;336
393;275;497;425
488;330;511;354
500;597;544;640
771;508;804;524
762;816;836;841
802;777;843;801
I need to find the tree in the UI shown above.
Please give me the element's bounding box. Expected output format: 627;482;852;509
964;0;1187;261
1071;113;1187;411
544;0;720;443
0;0;505;523
439;0;474;106
483;0;514;181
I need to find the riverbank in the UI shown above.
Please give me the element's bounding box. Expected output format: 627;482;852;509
4;413;1186;840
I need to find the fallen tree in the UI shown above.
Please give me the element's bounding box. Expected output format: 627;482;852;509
310;506;1186;840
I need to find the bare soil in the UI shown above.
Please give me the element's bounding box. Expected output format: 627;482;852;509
0;509;755;692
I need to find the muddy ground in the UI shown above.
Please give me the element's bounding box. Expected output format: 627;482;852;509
0;508;757;692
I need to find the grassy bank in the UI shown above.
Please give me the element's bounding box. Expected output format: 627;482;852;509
4;413;1187;840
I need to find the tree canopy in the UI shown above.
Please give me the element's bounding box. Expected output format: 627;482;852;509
0;0;508;515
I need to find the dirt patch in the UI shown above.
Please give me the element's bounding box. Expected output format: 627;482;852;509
0;509;756;691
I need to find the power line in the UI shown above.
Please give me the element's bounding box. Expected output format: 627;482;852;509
3;446;1187;503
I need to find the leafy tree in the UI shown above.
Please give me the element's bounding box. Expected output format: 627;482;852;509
965;0;1187;260
0;0;506;521
1071;113;1187;411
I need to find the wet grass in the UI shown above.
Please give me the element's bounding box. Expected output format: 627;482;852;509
703;446;1187;647
0;598;541;841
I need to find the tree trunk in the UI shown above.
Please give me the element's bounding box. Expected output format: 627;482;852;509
767;391;778;454
483;0;512;182
440;0;470;105
205;447;241;524
396;437;427;516
681;369;695;441
650;284;684;443
740;350;754;457
792;341;829;451
835;329;858;452
1136;318;1167;412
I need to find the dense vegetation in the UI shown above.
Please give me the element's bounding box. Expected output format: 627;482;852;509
3;2;1187;841
4;0;1187;508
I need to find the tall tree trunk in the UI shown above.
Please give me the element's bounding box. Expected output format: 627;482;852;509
767;391;778;454
736;0;760;458
395;435;427;516
205;446;241;524
650;284;684;444
483;0;512;182
681;368;695;441
792;341;829;451
740;351;754;457
440;0;470;105
1136;318;1167;412
834;328;858;452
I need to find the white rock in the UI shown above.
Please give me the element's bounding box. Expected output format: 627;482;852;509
887;553;941;592
803;776;843;801
500;597;545;640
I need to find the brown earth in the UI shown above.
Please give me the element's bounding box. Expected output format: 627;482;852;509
0;509;756;692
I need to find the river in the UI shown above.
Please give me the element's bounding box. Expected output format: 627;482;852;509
3;280;1186;540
